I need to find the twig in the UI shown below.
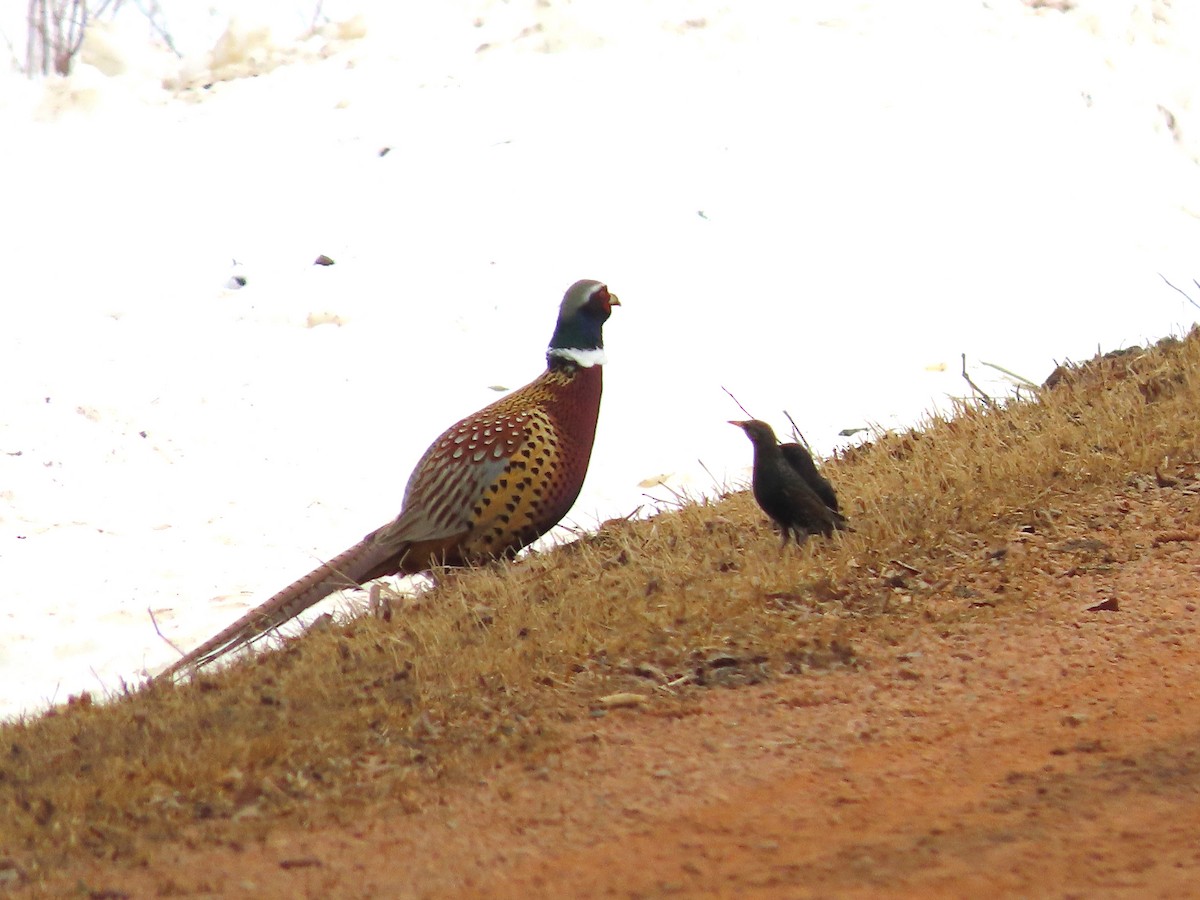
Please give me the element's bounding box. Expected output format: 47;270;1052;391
961;353;995;408
721;386;755;420
27;0;45;75
1159;273;1200;310
782;409;813;450
132;0;179;56
643;484;689;510
979;360;1038;388
148;607;184;655
697;458;726;494
556;504;644;540
88;666;110;696
24;0;125;76
889;558;922;575
310;0;326;33
0;27;20;70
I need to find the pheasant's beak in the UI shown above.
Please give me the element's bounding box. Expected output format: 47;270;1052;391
608;294;621;307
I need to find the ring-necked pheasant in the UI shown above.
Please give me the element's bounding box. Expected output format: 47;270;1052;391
159;279;619;680
730;419;848;547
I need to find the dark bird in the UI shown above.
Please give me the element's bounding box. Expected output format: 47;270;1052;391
730;419;847;546
160;280;619;679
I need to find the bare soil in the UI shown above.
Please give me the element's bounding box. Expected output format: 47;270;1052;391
45;475;1200;898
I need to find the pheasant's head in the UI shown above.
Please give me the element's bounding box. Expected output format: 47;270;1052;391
547;280;620;368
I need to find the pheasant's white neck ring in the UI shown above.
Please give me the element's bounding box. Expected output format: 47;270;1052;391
548;347;607;367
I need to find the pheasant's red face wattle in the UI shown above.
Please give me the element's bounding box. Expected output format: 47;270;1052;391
590;285;620;314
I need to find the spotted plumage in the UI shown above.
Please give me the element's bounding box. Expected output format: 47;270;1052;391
160;280;618;679
730;419;848;547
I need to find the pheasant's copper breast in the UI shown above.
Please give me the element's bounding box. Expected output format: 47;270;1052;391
458;362;602;560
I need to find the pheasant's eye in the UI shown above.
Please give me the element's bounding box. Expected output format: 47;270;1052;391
589;284;618;311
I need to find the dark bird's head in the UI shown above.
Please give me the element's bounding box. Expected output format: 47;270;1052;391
547;280;620;367
729;419;779;449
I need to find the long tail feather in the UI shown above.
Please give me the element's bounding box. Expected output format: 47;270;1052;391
157;537;400;681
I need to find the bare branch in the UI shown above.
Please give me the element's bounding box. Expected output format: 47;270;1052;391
26;0;45;75
22;0;127;77
961;353;995;409
0;27;21;71
720;386;755;420
310;0;327;34
132;0;178;56
979;360;1038;388
1159;272;1200;310
697;458;727;495
781;409;813;451
148;607;185;656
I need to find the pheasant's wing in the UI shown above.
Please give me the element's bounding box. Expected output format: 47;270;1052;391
372;407;535;550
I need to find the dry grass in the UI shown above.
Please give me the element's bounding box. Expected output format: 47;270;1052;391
2;328;1198;883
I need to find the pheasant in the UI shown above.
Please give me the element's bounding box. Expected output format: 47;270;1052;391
730;419;848;547
159;279;619;679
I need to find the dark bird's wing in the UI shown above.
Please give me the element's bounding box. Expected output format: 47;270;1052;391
768;463;845;539
779;442;840;514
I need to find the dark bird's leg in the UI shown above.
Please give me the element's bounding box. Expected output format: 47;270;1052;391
781;526;810;550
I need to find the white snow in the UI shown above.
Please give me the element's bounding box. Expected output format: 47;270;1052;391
2;0;1199;721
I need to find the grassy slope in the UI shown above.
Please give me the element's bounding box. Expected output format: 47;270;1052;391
2;327;1198;881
